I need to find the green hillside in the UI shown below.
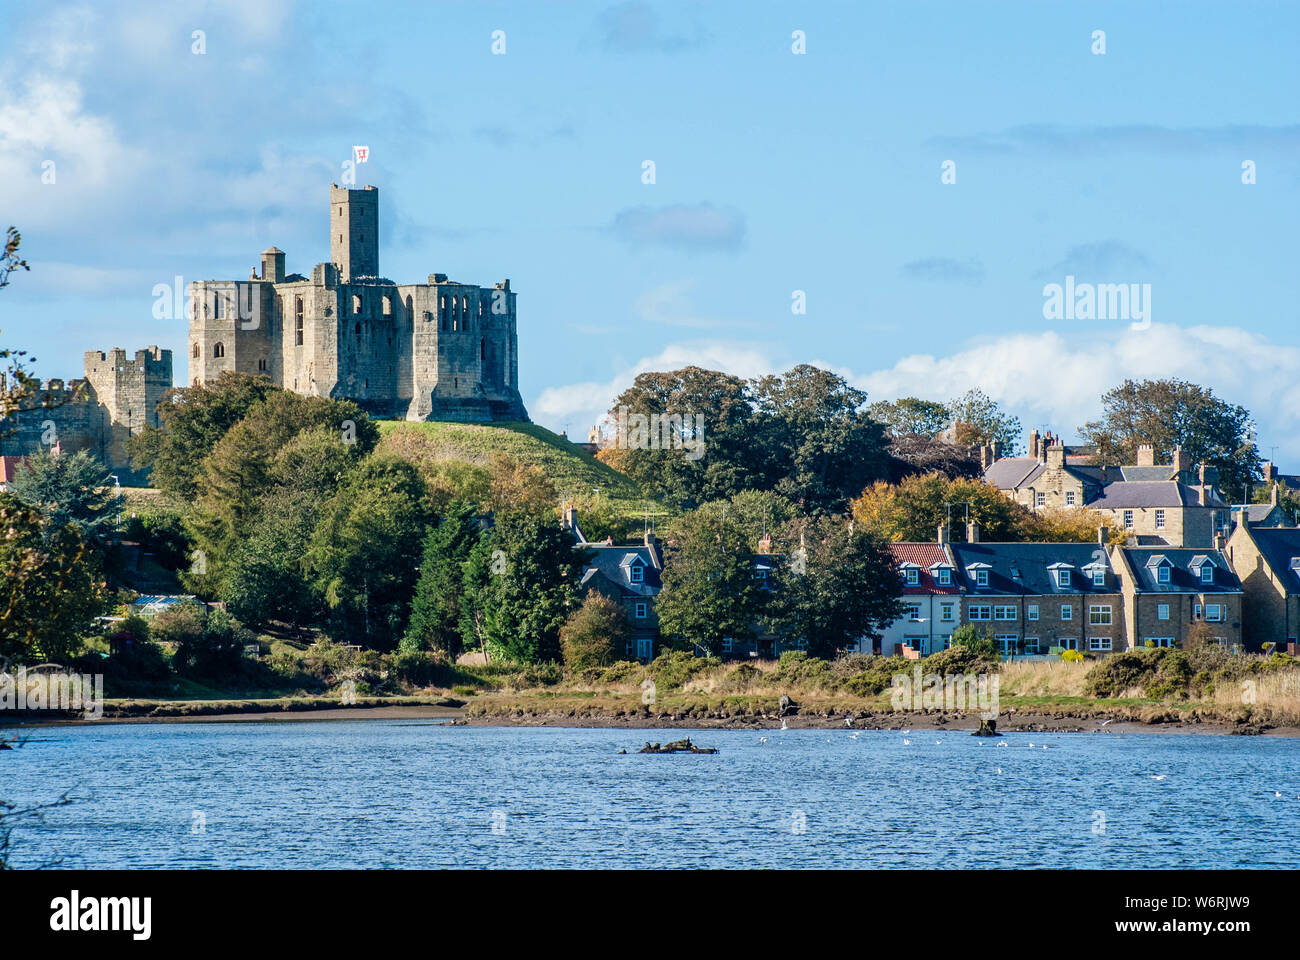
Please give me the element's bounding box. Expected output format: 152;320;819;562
375;420;643;504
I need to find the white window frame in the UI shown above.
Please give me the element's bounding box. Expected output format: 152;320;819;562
994;605;1017;621
936;567;952;586
976;569;989;587
1201;565;1214;584
1056;569;1070;588
940;603;955;622
1092;569;1106;587
1065;491;1076;507
1155;509;1165;529
1027;604;1039;621
968;605;992;621
1157;566;1171;585
1157;603;1170;621
1088;636;1113;652
1089;604;1113;626
905;567;920;586
629;564;644;584
1205;603;1223;622
1060;603;1073;621
1123;510;1134;528
995;635;1018;655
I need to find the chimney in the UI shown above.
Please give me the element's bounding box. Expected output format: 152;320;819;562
1029;429;1040;460
1136;444;1155;467
757;534;772;554
1263;460;1277;482
561;504;578;532
1046;441;1065;472
645;529;661;568
1272;481;1280;506
966;520;980;543
1172;445;1190;475
980;444;993;470
937;522;949;546
1097;525;1109;546
1214;531;1226;551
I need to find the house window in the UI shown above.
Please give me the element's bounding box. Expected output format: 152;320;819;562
1036;492;1046;508
1123;510;1134;528
213;342;225;358
629;564;644;584
905;568;919;586
1205;603;1223;622
1157;566;1171;585
1200;565;1214;584
1193;603;1203;621
906;603;922;622
1058;637;1079;651
1155;509;1165;529
1157;603;1170;621
994;605;1017;621
968;605;991;621
1092;569;1106;587
634;602;647;619
257;358;267;372
1023;637;1041;654
1088;637;1113;652
1060;603;1073;621
1056;569;1070;588
1027;604;1039;621
1089;605;1112;626
1065;491;1076;507
1146;637;1177;648
940;603;954;622
721;637;732;654
976;569;989;587
936;567;952;585
995;635;1018;655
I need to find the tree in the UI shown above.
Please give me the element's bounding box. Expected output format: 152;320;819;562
6;448;122;547
886;433;982;480
867;397;951;438
488;452;556;518
402;501;488;656
1078;378;1261;501
851;472;1036;542
127;372;279;499
560;591;632;670
307;455;432;649
604;365;760;505
0;494;108;663
656;507;768;654
766;516;903;659
460;515;586;663
948;388;1022;453
749;364;890;512
153;605;254;680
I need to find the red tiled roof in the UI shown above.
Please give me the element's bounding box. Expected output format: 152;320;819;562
888;542;960;594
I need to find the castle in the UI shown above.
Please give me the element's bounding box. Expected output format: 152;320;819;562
187;183;529;422
0;346;172;479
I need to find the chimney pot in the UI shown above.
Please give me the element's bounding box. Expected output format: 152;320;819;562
966;520;980;543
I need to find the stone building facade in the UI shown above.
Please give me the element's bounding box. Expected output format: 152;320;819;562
1224;520;1300;653
0;346;172;478
187;183;528;423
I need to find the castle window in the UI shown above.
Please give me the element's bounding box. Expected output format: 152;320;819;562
353;294;362;315
213;294;222;319
355;322;362;336
213;342;225;358
192;343;200;359
295;314;304;346
258;358;267;372
382;295;392;316
339;207;343;216
480;338;485;362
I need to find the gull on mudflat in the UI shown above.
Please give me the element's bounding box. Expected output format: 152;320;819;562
1099;718;1114;727
781;719;788;731
845;717;853;727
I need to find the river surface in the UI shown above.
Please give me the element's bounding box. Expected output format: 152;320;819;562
3;721;1298;868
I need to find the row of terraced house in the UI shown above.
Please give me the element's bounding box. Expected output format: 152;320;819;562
563;438;1300;662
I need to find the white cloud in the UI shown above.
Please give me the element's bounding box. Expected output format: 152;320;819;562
533;323;1300;464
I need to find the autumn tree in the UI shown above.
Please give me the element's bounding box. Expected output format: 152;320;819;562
560;591;632;670
867;397;951;438
948;388;1022;453
851;472;1035;542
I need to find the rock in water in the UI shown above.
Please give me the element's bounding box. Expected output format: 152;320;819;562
637;737;718;754
971;719;1001;737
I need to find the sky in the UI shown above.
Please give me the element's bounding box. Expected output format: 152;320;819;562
1;0;1297;462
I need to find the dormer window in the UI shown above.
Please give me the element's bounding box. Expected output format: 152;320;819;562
976;569;989;587
905;568;919;586
1157;566;1171;585
1200;564;1214;584
1092;569;1105;587
936;567;952;586
629;564;644;584
1057;569;1070;588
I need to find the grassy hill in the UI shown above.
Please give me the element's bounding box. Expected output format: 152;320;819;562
375;419;645;508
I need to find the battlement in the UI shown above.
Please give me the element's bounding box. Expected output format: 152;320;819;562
84;345;172;378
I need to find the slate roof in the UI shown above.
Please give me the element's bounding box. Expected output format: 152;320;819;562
888;543;959;595
1230;503;1289;526
982;458;1043;490
948;542;1117;597
1118;466;1176;482
1245;527;1300;595
1088;481;1226;510
1118;547;1241;593
578;542;662;599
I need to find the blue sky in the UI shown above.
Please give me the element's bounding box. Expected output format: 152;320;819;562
2;0;1298;461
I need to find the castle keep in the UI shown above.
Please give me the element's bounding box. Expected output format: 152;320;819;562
187;183;529;422
0;346;172;478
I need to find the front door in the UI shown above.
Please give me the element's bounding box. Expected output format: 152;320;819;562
636;637;653;661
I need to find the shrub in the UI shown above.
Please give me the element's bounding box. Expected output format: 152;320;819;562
168;608;253;680
645;650;719;691
560;592;632;671
921;643;997;677
842;656;911;697
1061;649;1085;662
770;650;836;689
947;624;999;661
1085;649;1165;698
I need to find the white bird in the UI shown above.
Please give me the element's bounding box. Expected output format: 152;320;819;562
901;729;911;734
1099;718;1114;727
935;740;942;745
845;717;853;727
1275;791;1282;798
1029;742;1034;747
1043;745;1048;750
997;741;1008;748
1152;775;1166;781
997;767;1003;774
903;738;911;745
759;737;768;744
781;719;788;731
851;732;861;739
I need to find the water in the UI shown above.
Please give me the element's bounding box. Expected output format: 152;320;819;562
2;721;1298;868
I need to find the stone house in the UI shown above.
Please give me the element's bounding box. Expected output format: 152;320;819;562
1108;546;1243;651
877;536;960;657
567;509;663;662
949;531;1122;656
982;431;1228;547
1224;520;1300;654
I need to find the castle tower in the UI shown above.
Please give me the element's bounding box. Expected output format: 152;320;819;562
330;183;379;281
82;346;173;472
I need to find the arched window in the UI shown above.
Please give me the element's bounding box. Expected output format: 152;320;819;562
258;358;267;372
355;322;361;336
480;338;485;362
192;343;200;359
213;342;225;358
352;294;362;315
